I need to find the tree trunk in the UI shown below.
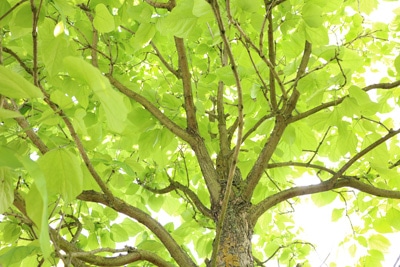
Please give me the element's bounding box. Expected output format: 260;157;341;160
214;199;254;267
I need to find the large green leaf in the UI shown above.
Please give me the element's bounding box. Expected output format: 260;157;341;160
0;66;43;99
302;3;323;28
23;158;51;258
0;167;14;214
63;56;129;133
131;22;156;52
93;3;115;33
0;0;11;27
38;148;83;202
0;246;38;266
0;108;23;119
311;191;337;207
0;146;23;168
156;0;198;38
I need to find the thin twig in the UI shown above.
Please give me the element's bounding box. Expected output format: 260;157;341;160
0;0;27;22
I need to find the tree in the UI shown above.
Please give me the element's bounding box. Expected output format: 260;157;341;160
0;0;400;266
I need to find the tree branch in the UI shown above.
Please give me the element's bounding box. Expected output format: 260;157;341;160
209;0;245;265
50;228;175;267
107;75;194;144
151;41;180;78
267;9;277;110
250;128;400;223
216;48;230;172
144;0;176;11
107;75;220;203
2;47;33;75
3;101;49;154
243;42;312;201
0;0;27;22
78;3;99;67
175;37;199;133
327;127;400;185
77;190;197;267
288;79;400;124
250;177;400;225
140;181;213;218
242;114;275;142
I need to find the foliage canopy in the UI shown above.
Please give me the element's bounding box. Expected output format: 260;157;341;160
0;0;400;266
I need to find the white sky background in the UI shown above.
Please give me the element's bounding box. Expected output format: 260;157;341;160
292;2;400;267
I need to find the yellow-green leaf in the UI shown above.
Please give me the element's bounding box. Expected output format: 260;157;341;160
63;56;129;133
38;148;83;202
0;66;43;99
0;167;14;213
93;4;115;33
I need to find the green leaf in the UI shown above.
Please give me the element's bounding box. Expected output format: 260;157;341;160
386;208;400;230
368;234;390;252
148;195;164;212
0;168;14;213
156;0;197;38
303;23;329;45
0;0;11;27
302;3;323;28
63;56;129;133
137;240;164;251
0;108;23;119
132;23;156;52
372;217;393;233
0;66;43;99
38;148;83;202
311;191;337;207
110;224;129;242
0;246;38;266
331;208;344;222
40;34;70;77
192;0;214;20
11;2;33;28
24;161;51;258
2;223;21;244
394;55;400;75
93;4;115;33
0;146;23;168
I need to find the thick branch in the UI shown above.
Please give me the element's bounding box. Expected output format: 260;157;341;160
288;79;400;124
243;42;312;200
140;181;213;218
175;37;199;133
216;47;230;167
210;0;245;265
144;0;175;11
78;190;197;267
267;161;337;176
107;75;194;144
50;228;176;267
107;75;220;203
243;115;287;200
327;127;400;185
250;177;400;224
250;128;400;223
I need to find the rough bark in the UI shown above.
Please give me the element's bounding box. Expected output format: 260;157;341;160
211;198;254;267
